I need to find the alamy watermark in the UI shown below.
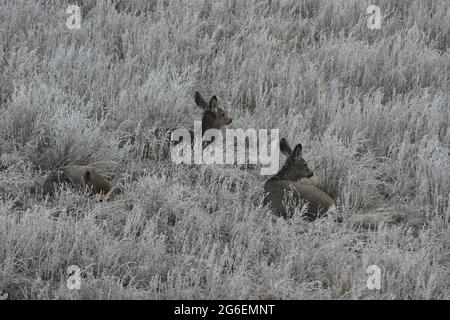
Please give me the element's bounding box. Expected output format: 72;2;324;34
170;122;280;176
366;265;381;290
67;265;82;290
66;5;81;30
366;5;382;30
66;4;382;31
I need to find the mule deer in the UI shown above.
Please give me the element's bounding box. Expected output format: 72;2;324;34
169;91;232;145
194;91;232;134
264;138;336;220
43;165;112;198
141;91;232;158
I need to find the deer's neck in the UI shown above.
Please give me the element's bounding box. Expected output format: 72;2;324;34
201;110;218;135
201;121;217;135
267;165;291;183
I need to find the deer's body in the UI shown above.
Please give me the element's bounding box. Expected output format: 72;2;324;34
264;138;336;219
43;165;112;197
264;180;336;219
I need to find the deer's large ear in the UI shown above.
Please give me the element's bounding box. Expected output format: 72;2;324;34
280;138;292;157
195;91;209;109
293;143;303;158
209;96;218;109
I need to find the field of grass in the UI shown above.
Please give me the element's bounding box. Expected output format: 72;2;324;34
0;0;449;299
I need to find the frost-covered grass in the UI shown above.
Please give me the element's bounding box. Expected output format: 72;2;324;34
0;0;449;299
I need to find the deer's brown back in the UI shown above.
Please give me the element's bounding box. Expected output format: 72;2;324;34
264;180;336;219
43;166;111;196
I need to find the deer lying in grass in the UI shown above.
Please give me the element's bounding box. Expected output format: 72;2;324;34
194;91;232;134
43;165;120;200
264;138;337;220
141;91;233;158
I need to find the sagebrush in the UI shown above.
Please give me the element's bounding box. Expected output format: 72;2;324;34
0;0;449;299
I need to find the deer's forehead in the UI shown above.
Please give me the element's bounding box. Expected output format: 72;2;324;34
290;157;307;165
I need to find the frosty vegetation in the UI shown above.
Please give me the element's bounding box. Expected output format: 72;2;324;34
0;0;449;299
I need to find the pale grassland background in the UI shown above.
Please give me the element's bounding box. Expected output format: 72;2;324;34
0;0;449;299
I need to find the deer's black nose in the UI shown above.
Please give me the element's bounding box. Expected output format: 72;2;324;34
227;119;232;125
308;172;313;178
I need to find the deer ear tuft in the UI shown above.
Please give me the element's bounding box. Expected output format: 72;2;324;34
280;138;292;157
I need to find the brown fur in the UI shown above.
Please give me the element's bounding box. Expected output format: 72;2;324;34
171;91;232;150
103;186;123;202
264;138;336;219
194;91;232;133
43;165;112;197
